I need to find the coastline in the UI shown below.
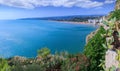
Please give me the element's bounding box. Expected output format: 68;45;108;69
49;20;89;24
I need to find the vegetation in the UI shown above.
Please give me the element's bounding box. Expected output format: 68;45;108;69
84;26;107;71
0;58;11;71
61;54;89;71
37;47;51;58
0;48;90;71
98;17;120;71
55;17;101;22
110;10;120;21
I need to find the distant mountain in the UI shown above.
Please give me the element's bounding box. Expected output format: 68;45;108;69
19;15;105;22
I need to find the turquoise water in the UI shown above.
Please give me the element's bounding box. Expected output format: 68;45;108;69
0;20;97;58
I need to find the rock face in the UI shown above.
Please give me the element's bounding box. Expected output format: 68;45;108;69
105;50;119;69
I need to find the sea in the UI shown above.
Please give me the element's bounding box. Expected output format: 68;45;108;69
0;20;97;58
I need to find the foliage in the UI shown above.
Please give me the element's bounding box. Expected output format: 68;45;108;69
102;17;120;49
117;0;119;2
11;64;44;71
45;55;63;71
110;10;120;21
108;66;116;71
0;48;89;71
101;18;120;70
37;47;51;58
84;26;107;71
102;18;116;49
0;58;11;71
61;54;89;71
116;49;120;62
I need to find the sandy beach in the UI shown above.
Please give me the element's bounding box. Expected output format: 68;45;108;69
50;20;89;24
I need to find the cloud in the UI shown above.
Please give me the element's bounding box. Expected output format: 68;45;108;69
0;0;104;9
105;0;116;4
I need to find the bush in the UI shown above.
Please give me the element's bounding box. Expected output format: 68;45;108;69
61;54;89;71
110;10;120;21
0;48;89;71
0;58;11;71
11;64;44;71
84;26;107;71
37;47;51;58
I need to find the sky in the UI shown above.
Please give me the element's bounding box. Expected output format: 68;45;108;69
0;0;116;19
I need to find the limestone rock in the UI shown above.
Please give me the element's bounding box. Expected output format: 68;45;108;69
105;50;119;69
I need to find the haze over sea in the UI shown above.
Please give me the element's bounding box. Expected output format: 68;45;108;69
0;20;97;58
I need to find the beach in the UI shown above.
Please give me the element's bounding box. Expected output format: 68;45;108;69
50;20;89;24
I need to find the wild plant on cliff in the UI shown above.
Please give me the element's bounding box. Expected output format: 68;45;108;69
61;54;89;71
0;58;11;71
102;18;120;50
84;26;106;71
37;47;51;58
102;18;116;49
101;17;120;71
110;10;120;21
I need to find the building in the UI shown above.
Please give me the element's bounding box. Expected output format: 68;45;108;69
88;17;105;26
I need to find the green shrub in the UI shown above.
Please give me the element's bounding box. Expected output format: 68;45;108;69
0;58;11;71
37;47;51;58
61;54;89;71
0;48;90;71
84;26;107;71
11;64;44;71
110;10;120;21
45;56;63;71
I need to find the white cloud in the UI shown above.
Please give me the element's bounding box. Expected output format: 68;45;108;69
105;0;116;4
0;0;104;9
75;1;103;8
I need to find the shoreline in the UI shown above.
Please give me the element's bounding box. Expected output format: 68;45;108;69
49;20;89;24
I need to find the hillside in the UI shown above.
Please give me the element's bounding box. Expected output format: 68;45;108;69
84;0;120;71
20;15;103;22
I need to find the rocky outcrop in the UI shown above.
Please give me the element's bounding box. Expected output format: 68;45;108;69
105;50;119;69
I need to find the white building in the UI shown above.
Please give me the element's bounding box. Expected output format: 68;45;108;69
88;16;106;26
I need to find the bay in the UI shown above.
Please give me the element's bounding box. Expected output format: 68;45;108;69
0;20;97;58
